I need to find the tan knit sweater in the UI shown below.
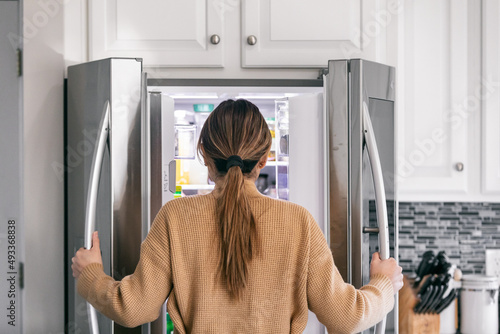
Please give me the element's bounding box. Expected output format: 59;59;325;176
77;182;394;333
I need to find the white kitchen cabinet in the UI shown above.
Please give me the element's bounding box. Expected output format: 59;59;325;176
241;0;395;67
89;0;224;67
481;0;500;195
397;0;472;201
87;0;397;69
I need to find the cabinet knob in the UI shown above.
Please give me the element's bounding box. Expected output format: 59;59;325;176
210;34;220;45
247;35;257;45
455;162;464;172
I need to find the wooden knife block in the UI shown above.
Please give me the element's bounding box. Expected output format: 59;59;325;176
399;275;440;334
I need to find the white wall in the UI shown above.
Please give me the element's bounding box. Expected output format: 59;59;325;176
23;0;65;332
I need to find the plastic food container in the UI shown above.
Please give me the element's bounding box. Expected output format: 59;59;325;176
276;101;289;157
193;104;213;137
265;117;276;161
174;125;196;159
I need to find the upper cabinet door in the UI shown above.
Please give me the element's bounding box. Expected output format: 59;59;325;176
89;0;224;67
398;0;469;200
241;0;393;68
482;0;500;194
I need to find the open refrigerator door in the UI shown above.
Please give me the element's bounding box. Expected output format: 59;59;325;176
146;90;176;334
286;93;328;333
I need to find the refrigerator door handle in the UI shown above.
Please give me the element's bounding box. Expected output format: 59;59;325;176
84;100;110;334
362;101;389;334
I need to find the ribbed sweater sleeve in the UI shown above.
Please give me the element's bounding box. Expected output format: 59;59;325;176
306;214;394;334
76;206;172;328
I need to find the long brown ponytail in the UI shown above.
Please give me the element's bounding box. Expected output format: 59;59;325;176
197;99;272;300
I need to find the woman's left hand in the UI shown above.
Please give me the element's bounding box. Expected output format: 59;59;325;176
72;231;103;279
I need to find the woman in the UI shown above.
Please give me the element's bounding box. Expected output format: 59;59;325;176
72;99;403;333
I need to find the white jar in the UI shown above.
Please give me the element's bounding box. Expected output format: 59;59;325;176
460;275;499;334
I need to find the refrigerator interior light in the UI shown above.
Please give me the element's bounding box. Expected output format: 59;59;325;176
169;93;219;99
235;93;299;100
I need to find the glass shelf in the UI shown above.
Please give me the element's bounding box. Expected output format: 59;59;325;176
178;184;215;190
265;161;288;167
177;161;288;192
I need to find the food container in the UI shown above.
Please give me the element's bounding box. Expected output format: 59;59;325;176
460;275;498;334
174;109;195;125
193;103;213;136
174;125;196;159
276;101;289;158
174;109;196;159
265;117;276;161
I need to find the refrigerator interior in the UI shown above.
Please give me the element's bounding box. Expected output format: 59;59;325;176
147;82;328;334
148;83;323;200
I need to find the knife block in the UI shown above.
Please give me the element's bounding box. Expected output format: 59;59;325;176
399;275;440;334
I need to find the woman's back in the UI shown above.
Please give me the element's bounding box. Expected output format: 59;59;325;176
152;181;393;333
164;186;312;333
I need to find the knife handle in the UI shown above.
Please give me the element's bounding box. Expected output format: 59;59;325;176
435;289;458;314
417;275;435;297
415;285;434;314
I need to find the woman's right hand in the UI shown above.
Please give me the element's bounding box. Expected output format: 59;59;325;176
370;252;404;294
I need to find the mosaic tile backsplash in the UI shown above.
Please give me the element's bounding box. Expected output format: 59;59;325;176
398;202;500;275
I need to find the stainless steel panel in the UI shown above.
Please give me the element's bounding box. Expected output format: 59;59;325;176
110;59;143;334
327;60;350;283
350;60;364;290
142;73;151;244
67;58;144;334
362;103;390;261
148;90;166;334
149;92;163;220
364;98;397;334
0;2;23;333
67;59;113;334
363;102;391;334
328;59;397;333
350;59;396;289
351;59;397;333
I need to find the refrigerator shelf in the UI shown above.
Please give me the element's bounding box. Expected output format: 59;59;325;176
179;184;215;190
265;161;288;167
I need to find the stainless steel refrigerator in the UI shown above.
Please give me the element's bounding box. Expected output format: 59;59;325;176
66;58;397;334
326;60;398;334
